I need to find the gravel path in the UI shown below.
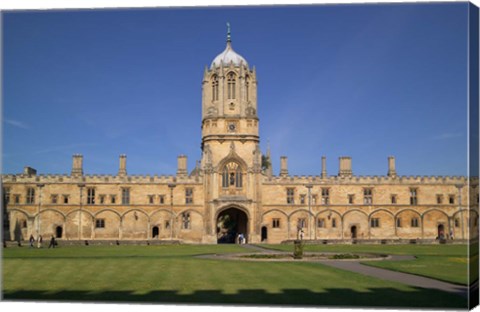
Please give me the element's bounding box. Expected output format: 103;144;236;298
223;244;469;298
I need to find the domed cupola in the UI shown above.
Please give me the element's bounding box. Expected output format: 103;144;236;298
210;23;248;69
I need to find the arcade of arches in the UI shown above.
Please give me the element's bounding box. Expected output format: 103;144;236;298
2;28;479;244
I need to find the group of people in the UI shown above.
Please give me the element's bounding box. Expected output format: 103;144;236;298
29;235;57;248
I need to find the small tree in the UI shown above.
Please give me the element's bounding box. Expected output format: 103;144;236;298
261;155;271;172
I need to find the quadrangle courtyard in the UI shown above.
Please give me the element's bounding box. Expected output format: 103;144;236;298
1;243;475;309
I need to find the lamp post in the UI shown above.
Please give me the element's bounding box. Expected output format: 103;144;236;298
168;183;176;240
305;184;313;240
36;184;45;238
78;183;85;240
455;184;464;240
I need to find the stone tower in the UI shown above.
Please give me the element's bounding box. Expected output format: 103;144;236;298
201;24;262;243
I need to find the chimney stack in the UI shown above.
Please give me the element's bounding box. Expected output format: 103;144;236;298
280;156;288;177
23;166;37;176
338;156;352;177
118;154;127;176
387;156;397;177
71;154;83;176
321;156;327;179
177;155;188;177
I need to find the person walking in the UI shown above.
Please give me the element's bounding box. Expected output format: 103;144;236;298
37;235;43;248
29;235;35;248
48;235;56;248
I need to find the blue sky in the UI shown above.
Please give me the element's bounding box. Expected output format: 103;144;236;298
2;3;470;176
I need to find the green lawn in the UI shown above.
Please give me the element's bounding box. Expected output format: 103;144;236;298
260;243;471;285
2;244;467;308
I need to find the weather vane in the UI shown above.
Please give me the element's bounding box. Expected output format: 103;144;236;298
226;22;231;42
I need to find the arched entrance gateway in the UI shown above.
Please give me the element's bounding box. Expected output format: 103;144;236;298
216;207;248;244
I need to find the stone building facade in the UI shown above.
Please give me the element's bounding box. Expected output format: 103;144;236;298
2;30;479;244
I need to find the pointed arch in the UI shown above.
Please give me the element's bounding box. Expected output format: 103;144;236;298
65;209;94;219
369;208;395;219
342;208;369;220
315;209;342;219
94;208;122;219
121;208;150;221
211;74;219;101
37;208;67;219
263;208;289;219
394;208;422;219
245;74;250;101
422;208;449;219
227;71;236;99
150;208;176;219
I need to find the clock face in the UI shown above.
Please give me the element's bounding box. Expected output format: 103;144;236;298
228;123;236;132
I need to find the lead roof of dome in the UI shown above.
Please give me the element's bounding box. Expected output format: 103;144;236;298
210;24;248;69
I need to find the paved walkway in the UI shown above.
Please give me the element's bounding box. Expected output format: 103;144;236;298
319;259;467;297
246;244;468;298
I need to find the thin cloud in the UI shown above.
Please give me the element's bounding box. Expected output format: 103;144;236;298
4;118;30;129
433;132;463;140
32;143;98;155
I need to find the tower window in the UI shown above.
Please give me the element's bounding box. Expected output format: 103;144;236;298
122;188;130;205
182;212;191;229
321;188;330;205
227;72;236;99
449;195;455;204
348;194;354;204
317;218;326;228
212;75;219;101
272;218;280;228
185;188;193;204
245;76;249;101
391;195;397;204
410;188;418;205
300;194;306;204
411;218;419;227
87;188;95;205
222;162;242;188
436;194;443;204
286;188;295;204
95;219;105;228
297;218;306;229
26;187;35;204
363;188;373;205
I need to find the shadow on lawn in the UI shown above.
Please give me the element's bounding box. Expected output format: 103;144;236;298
3;287;467;308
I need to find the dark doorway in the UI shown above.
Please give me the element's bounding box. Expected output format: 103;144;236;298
217;207;248;244
351;225;357;239
437;224;445;239
261;226;268;241
152;226;159;238
55;226;63;238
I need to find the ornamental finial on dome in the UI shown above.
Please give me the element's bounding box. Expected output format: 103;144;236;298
226;22;231;43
